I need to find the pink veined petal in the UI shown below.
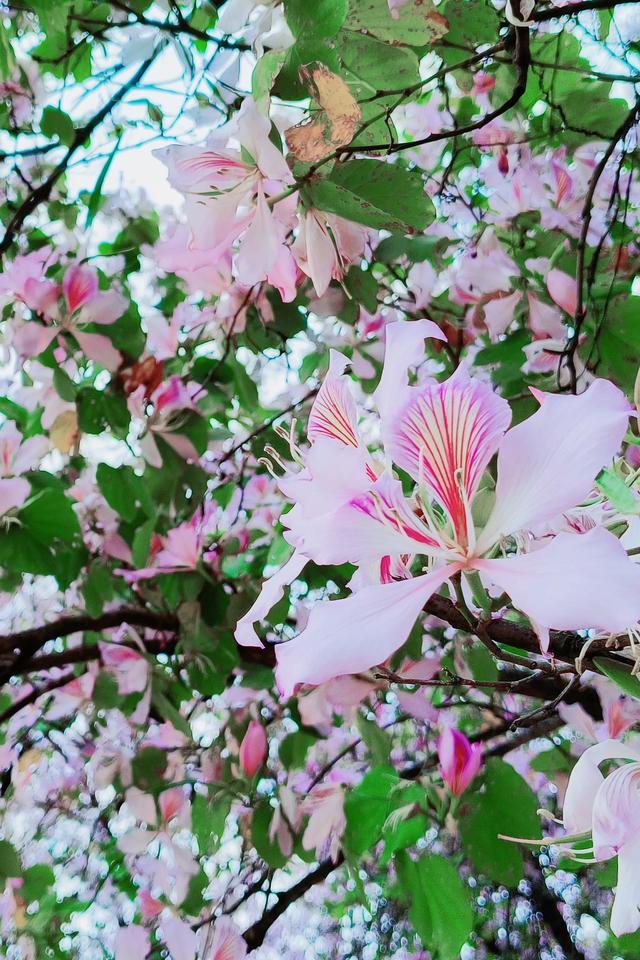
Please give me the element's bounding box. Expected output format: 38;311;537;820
286;472;443;566
611;830;640;937
374;318;447;429
0;476;30;515
114;925;150;960
62;263;98;314
73;330;122;371
267;243;298;303
388;365;511;547
280;439;371;521
478;379;631;549
235;550;308;648
208;916;248;960
483;290;522;341
308;351;361;448
562;739;640;835
547;268;577;317
475;528;640;633
591;761;640;861
275;563;461;697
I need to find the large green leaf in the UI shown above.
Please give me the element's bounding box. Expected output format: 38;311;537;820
334;31;420;91
594;657;640;700
344;0;448;45
597;297;640;392
459;758;541;885
284;0;348;38
20;487;80;544
344;765;399;855
397;853;473;958
307;160;434;233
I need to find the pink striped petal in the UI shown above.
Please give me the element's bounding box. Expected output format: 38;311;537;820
374;318;446;429
308;350;361;448
388;365;511;547
63;264;98;314
275;563;461;696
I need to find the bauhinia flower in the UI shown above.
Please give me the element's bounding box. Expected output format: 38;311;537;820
438;727;482;796
554;739;640;936
239;719;268;777
236;319;640;697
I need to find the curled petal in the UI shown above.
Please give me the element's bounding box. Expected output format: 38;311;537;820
611;832;640;937
592;761;640;860
562;739;640;834
475;528;640;632
547;268;577;317
275;563;460;697
479;378;630;548
235;551;308;648
374;318;447;429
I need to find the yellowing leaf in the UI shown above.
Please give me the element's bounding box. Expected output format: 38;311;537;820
50;409;79;454
285;63;361;161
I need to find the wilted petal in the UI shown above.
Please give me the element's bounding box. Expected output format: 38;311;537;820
275;563;460;696
389;365;511;546
475;528;640;632
479;379;631;548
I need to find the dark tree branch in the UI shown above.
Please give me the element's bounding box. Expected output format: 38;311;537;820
0;50;160;256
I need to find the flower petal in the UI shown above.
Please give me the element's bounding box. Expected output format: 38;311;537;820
308;350;361;448
547;268;577;317
73;330;122;371
275;563;460;696
235;551;308;648
479;379;631;549
611;830;640;937
388;365;511;545
475;528;640;632
374;318;446;429
562;739;640;834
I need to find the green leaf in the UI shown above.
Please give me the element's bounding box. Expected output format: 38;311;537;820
85;135;121;227
596;468;640;515
459;758;541;885
41;106;75;146
279;730;317;769
0;20;16;80
96;463;153;522
93;672;120;710
344;266;378;312
284;0;348;38
20;488;80;543
397;853;473;959
598;297;640;392
52;367;76;401
308;160;434;233
252;49;288;112
0;840;21;881
344;0;448;44
356;714;391;765
21;864;55;902
252;801;287;868
132;747;168;791
594;657;640;700
344;765;399;855
334;31;420;91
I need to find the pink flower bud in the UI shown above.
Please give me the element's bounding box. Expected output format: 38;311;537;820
239;720;267;777
437;727;482;796
473;71;496;95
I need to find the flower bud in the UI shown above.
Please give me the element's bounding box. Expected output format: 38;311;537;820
438;727;482;796
239;720;267;777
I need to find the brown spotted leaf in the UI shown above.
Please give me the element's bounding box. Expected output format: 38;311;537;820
285;63;361;162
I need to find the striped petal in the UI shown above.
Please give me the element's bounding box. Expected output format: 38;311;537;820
388;365;511;547
308;350;361;449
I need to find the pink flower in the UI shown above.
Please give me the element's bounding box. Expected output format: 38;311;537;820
561;739;640;936
301;783;346;862
239;720;268;777
209;917;247;960
438;727;482;796
546;268;577;317
292;208;369;297
473;71;496;96
236;320;640;695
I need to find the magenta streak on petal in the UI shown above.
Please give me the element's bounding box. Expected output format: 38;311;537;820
393;376;509;547
350;488;440;550
180;152;248;177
